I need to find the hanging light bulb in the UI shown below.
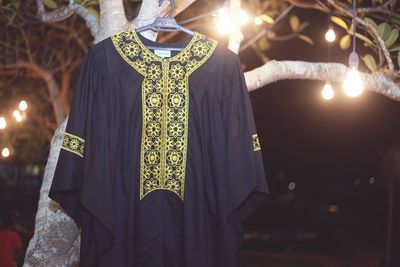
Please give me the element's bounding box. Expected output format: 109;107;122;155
254;16;263;25
325;28;336;42
343;66;364;97
343;0;364;97
2;147;10;158
19;100;28;111
0;117;6;129
13;109;21;118
216;8;232;34
237;10;249;25
322;83;334;100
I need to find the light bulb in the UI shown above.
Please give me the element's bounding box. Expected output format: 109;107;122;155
19;100;28;111
322;83;334;100
254;16;262;25
343;67;364;97
237;10;249;25
325;28;336;42
15;114;23;122
288;182;296;191
2;147;10;158
216;8;232;34
0;117;6;129
13;110;21;118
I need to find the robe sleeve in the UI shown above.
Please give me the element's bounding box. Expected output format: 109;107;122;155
222;53;270;235
48;49;97;228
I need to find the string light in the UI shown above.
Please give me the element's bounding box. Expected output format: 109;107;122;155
321;83;334;100
288;182;296;191
216;8;251;34
237;10;249;25
216;8;232;34
369;176;375;184
19;100;28;111
0;117;6;129
343;0;364;97
2;147;10;158
343;64;364;97
254;16;263;25
325;28;336;42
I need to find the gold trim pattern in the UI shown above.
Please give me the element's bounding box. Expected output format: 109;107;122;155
62;132;85;157
111;29;218;200
252;133;261;152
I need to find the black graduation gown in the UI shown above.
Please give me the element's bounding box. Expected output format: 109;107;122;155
49;28;270;267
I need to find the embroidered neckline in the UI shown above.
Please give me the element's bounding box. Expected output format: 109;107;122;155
111;28;218;201
132;29;199;63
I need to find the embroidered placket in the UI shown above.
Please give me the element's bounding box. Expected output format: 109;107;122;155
111;29;218;200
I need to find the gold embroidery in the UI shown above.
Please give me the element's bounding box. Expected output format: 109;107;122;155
111;29;218;200
62;132;85;157
252;133;261;151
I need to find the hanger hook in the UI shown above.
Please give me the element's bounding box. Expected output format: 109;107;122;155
158;0;175;18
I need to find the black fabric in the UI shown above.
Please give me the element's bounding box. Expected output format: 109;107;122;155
49;30;270;267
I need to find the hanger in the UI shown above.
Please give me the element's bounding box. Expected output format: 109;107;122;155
135;0;194;52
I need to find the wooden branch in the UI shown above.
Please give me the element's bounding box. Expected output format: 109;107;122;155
36;0;99;38
244;60;400;101
357;0;400;18
285;0;330;12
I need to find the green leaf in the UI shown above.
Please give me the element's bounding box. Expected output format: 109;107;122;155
362;54;377;72
297;34;314;45
389;44;400;52
393;18;400;26
363;17;377;28
377;23;391;40
355;32;374;46
330;16;348;30
340;34;351;50
290;15;299;32
298;21;309;33
43;0;58;9
385;29;399;47
259;14;274;24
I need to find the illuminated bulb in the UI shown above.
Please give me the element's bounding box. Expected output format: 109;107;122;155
288;182;296;191
325;28;336;42
321;83;334;100
19;100;28;111
216;14;232;34
343;67;364;97
369;176;375;184
0;117;6;129
15;114;23;122
237;10;249;25
254;16;262;25
13;110;21;118
2;147;10;158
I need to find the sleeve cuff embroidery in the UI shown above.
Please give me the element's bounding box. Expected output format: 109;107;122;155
252;133;261;152
61;132;85;157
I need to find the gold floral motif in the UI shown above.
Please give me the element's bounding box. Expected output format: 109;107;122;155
192;42;208;57
252;133;261;151
61;132;85;157
147;63;162;80
123;42;140;57
111;28;218;200
170;63;185;80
